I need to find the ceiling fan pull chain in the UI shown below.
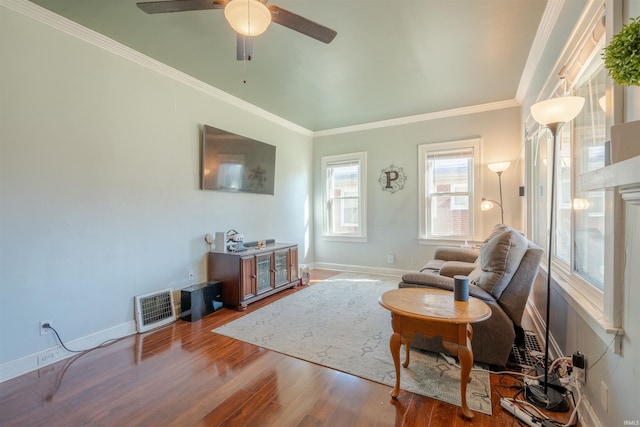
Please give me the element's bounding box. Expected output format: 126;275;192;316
243;60;247;84
243;0;250;83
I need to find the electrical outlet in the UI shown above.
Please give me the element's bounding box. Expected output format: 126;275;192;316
387;254;395;264
40;320;52;336
572;351;586;383
187;268;195;282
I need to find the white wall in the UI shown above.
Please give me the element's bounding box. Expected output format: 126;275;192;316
0;4;312;379
313;107;524;273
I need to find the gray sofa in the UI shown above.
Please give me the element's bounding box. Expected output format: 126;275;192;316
399;225;543;367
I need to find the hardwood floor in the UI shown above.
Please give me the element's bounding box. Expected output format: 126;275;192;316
0;270;578;426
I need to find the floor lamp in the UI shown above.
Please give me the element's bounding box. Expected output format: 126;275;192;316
527;95;584;412
481;161;511;224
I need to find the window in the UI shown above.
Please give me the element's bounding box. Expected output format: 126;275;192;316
536;62;607;289
526;5;625;344
321;152;367;241
528;19;606;297
419;139;480;241
573;62;606;289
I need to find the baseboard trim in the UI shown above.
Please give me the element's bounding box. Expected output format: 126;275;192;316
0;321;137;383
313;262;412;277
577;391;604;427
524;301;563;360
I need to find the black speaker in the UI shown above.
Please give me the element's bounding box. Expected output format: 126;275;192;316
180;281;223;322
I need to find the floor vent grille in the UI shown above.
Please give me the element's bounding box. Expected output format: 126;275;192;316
508;330;543;370
134;289;176;333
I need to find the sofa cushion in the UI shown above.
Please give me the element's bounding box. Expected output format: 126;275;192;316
473;228;528;299
420;259;445;273
433;246;479;263
439;261;478;278
400;273;494;302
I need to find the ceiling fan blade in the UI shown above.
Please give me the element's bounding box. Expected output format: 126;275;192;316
268;5;337;44
236;34;254;61
136;0;226;14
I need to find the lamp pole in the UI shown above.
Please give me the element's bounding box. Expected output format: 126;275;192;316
524;121;570;412
526;94;584;412
496;170;505;224
544;123;559;399
486;162;510;224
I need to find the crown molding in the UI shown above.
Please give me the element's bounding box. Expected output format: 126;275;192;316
1;0;313;137
313;99;520;138
516;0;565;102
523;0;605;132
2;0;535;139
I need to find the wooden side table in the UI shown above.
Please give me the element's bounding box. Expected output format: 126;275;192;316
379;288;491;419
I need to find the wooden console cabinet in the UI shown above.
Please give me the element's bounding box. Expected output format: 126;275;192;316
207;243;299;310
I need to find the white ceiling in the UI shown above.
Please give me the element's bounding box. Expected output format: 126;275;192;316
26;0;548;132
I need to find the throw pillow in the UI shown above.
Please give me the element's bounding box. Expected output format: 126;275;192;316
473;228;528;299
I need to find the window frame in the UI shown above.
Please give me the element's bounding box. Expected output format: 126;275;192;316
418;138;481;243
321;152;368;242
527;70;607;306
525;1;623;345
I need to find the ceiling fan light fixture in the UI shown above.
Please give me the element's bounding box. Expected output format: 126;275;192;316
224;0;272;37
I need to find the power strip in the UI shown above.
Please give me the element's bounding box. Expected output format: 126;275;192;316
500;398;542;427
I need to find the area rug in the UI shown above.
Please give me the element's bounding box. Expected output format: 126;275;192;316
213;272;492;415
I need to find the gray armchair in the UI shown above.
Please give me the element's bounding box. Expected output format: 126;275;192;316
399;225;543;367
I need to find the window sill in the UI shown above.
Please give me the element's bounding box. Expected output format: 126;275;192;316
544;266;624;350
578;154;640;191
417;238;480;247
322;235;368;243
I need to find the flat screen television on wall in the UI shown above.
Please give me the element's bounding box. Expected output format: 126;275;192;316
201;125;276;195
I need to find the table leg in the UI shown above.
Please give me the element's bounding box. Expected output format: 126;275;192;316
402;336;410;368
458;323;475;420
389;332;402;398
442;324;474;419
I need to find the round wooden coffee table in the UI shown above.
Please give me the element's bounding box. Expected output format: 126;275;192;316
379;287;491;419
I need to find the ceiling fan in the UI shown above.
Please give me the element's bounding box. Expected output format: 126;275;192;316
136;0;337;60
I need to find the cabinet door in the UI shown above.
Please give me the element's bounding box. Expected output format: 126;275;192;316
255;253;272;294
274;249;289;287
239;256;256;300
289;246;299;282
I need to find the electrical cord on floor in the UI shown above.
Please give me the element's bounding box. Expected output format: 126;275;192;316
507;332;618;427
42;323;132;354
41;323;132;400
495;356;580;427
41;322;172;400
